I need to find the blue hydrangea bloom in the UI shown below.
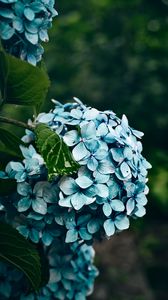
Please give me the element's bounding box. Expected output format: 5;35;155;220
0;0;58;64
0;98;151;246
0;241;98;300
34;98;151;243
0;98;152;299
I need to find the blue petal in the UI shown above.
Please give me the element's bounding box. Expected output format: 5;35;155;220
59;177;78;195
29;229;40;243
85;196;96;205
64;219;76;232
17;225;29;238
136;193;147;205
49;269;61;285
0;171;7;179
95;184;109;198
0;23;14;40
72;142;90;161
111;148;123;162
121;114;129;130
97;160;115;174
18;197;31;212
103;203;112;217
42;232;53;246
97;123;108;137
79;228;92;240
126;198;135;215
27;54;36;66
75;293;85;300
0;9;14;19
77;214;91;226
58;195;71;208
103;219;115;236
17;182;31;196
111;200;125;212
123;147;133;160
87;219;100;234
108;181;120;198
65;229;78;243
83;108;99;120
13;17;23;32
114;214;130;230
9;161;24;172
32;198;47;215
87;157;98;171
95;149;108;160
94;172;110;183
71;192;87;210
75;176;93;189
39;29;49;42
70;108;83;119
25;32;38;45
24;7;35;21
38;113;54;123
104;132;117;143
81;121;96;139
134;205;146;217
120;161;131;177
132;129;144;138
63;130;79;146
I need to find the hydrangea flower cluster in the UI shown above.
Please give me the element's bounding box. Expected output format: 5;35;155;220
0;0;57;65
0;98;151;299
0;240;98;300
36;98;151;242
0;98;151;247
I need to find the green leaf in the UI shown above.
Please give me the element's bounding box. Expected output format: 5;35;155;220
35;123;79;180
0;178;17;196
0;50;50;112
0;222;41;291
0;51;8;104
0;127;23;158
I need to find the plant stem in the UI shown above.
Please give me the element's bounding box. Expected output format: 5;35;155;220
0;116;34;130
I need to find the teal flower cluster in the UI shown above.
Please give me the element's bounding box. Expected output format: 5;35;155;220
36;98;152;242
0;0;57;65
0;98;151;299
0;241;98;300
0;99;151;247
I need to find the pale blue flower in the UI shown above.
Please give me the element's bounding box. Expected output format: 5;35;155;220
124;181;148;217
79;142;108;171
59;175;96;210
63;121;98;161
17;219;44;243
65;213;92;243
21;129;35;143
67;106;99;126
0;0;58;64
17;181;48;214
104;214;130;237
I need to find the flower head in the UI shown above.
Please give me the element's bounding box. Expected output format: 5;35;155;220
0;0;58;64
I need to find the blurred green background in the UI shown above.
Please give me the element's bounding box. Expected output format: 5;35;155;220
44;0;168;299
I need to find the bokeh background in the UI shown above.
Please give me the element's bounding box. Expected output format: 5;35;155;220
43;0;168;299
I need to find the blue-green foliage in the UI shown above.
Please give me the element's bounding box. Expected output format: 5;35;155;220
0;241;98;300
0;0;57;65
0;98;151;247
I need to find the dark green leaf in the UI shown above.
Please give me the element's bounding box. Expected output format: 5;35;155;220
0;127;23;158
35;123;79;180
0;50;50;112
0;179;17;196
0;51;8;104
0;222;41;291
